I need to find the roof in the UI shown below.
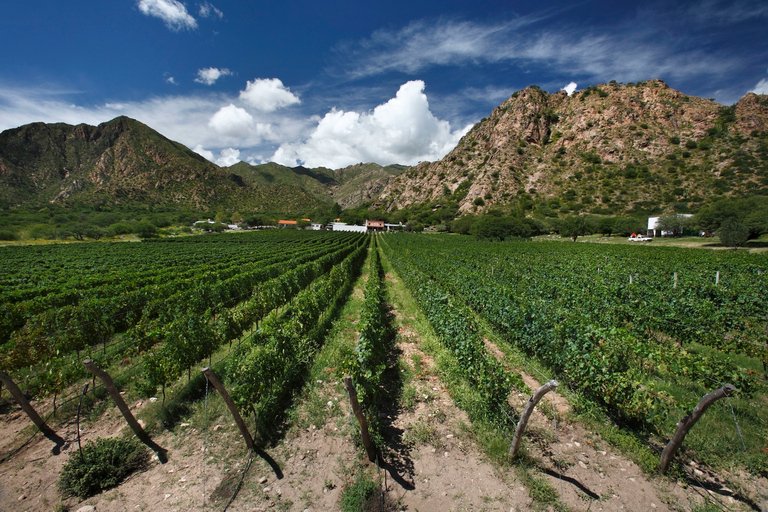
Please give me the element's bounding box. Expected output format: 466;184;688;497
278;220;298;225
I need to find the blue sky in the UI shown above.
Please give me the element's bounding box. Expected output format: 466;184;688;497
1;0;767;169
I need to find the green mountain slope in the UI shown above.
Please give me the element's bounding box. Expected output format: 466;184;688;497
0;117;322;214
226;161;407;208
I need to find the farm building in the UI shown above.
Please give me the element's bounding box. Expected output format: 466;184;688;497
366;220;385;232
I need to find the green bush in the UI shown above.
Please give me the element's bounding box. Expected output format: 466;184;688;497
59;438;150;499
0;230;18;241
339;470;380;512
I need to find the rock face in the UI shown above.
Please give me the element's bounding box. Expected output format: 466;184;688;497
377;80;768;215
0;116;321;214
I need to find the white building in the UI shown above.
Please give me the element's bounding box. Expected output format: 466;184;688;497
329;222;367;233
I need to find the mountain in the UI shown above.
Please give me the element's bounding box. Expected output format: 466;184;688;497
225;161;408;209
0;117;322;214
376;80;768;217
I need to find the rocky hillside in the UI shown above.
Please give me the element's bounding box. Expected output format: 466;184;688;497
376;80;768;216
0;117;322;214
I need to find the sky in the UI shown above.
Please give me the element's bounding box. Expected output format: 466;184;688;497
1;0;767;169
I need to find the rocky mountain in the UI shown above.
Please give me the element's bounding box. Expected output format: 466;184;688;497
376;80;768;217
0;117;323;214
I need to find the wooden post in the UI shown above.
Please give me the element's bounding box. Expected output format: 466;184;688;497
763;316;767;380
343;376;376;462
83;359;167;460
0;370;55;436
659;384;736;473
629;274;633;285
715;271;720;285
76;382;89;457
202;367;254;450
509;380;558;458
673;272;678;289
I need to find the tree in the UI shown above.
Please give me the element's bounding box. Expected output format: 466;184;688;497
614;217;646;237
559;216;590;242
655;214;691;237
597;217;616;237
717;218;749;248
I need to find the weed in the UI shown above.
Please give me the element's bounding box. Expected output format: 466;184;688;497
58;437;150;499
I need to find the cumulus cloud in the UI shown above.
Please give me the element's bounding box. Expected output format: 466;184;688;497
166;75;177;85
272;80;468;169
561;82;577;95
195;67;232;85
137;0;197;31
198;2;223;19
194;145;240;166
208;104;254;136
239;78;300;112
751;78;768;94
217;148;241;166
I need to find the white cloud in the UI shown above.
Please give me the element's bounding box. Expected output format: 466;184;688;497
217;148;241;166
193;145;241;166
194;67;232;85
137;0;197;31
166;76;177;85
199;2;223;19
335;17;741;85
239;78;300;112
750;78;768;95
272;81;468;168
208;104;254;136
561;82;577;95
192;144;215;161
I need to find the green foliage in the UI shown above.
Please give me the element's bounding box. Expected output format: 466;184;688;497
339;470;380;512
717;218;749;247
655;214;692;237
59;438;150;499
559;216;591;241
695;197;768;238
471;216;540;241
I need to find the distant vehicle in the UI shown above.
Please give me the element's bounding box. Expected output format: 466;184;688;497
628;234;653;242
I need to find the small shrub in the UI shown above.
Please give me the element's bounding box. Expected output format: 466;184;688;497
339;471;380;512
0;230;18;241
59;438;150;499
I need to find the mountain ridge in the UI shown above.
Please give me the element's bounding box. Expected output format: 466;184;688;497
376;79;768;217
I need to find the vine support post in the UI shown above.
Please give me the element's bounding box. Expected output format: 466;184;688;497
0;370;56;436
673;272;678;289
201;367;254;451
83;359;167;461
509;380;558;459
763;315;767;380
659;384;736;474
343;376;376;462
715;271;720;285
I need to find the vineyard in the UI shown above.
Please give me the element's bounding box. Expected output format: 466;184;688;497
0;231;767;511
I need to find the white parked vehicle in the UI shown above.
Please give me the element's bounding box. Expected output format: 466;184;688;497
627;234;653;242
